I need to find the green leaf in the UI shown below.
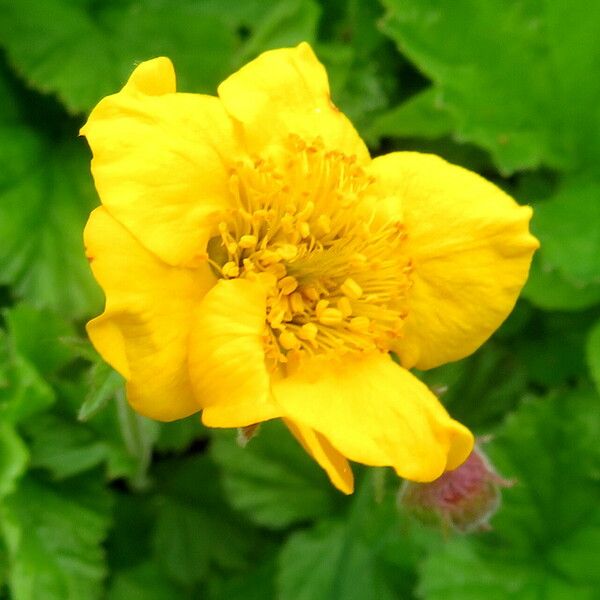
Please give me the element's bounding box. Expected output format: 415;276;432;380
381;0;600;173
23;413;108;480
586;319;600;396
209;557;277;600
0;473;112;600
0;117;102;317
368;88;454;140
418;391;600;599
277;472;417;600
78;362;123;422
418;341;528;430
531;177;600;287
0;330;55;425
152;455;260;586
107;562;185;600
514;312;594;389
234;0;321;66
154;415;206;454
210;420;342;529
522;254;600;311
109;389;159;489
0;423;28;499
3;304;76;376
0;0;237;114
318;42;391;138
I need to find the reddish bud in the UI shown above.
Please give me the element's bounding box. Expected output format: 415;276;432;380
398;443;514;533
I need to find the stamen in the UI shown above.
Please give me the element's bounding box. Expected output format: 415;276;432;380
318;307;344;326
340;277;363;300
206;134;412;367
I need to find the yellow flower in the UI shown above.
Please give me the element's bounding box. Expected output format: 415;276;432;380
81;43;538;494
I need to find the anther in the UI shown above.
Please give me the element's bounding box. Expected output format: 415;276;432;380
238;235;258;249
298;322;318;341
318;307;344;326
315;299;329;317
340;278;363;300
277;244;298;261
337;297;353;318
298;221;311;239
222;261;239;278
269;263;287;279
290;292;305;314
279;276;298;295
300;285;320;302
348;316;370;332
279;330;301;350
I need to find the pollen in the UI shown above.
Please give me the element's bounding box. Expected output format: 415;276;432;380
206;134;412;367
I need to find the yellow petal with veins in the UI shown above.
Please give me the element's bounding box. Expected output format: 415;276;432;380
84;207;215;421
369;152;539;370
218;42;369;164
81;57;241;267
273;353;473;482
188;278;281;428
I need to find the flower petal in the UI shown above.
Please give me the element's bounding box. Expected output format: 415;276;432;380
284;419;354;494
85;207;214;421
369;152;539;370
188;278;281;428
81;57;241;267
273;353;473;482
218;43;369;163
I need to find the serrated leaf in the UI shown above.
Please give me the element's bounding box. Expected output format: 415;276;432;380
418;341;528;429
0;111;102;317
586;320;600;395
531;177;600;287
277;472;415;600
522;254;600;311
318;42;391;137
210;420;342;529
209;557;277;600
0;331;54;425
154;415;206;454
418;391;600;599
0;0;236;114
78;363;122;422
0;474;112;600
234;0;321;66
0;423;28;499
368;88;454;140
381;0;600;173
152;455;260;586
23;413;108;480
3;304;76;376
107;562;185;600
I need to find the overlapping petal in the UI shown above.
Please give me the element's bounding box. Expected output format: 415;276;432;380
81;57;242;267
284;419;354;494
218;42;369;164
84;207;214;420
188;278;281;428
273;353;473;482
369;152;539;370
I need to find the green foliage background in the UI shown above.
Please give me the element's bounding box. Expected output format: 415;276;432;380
1;1;599;598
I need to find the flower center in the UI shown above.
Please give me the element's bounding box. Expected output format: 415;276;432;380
207;135;412;366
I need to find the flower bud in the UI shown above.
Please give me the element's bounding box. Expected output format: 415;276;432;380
398;443;514;533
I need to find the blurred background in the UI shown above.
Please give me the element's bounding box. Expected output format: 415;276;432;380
1;1;599;598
